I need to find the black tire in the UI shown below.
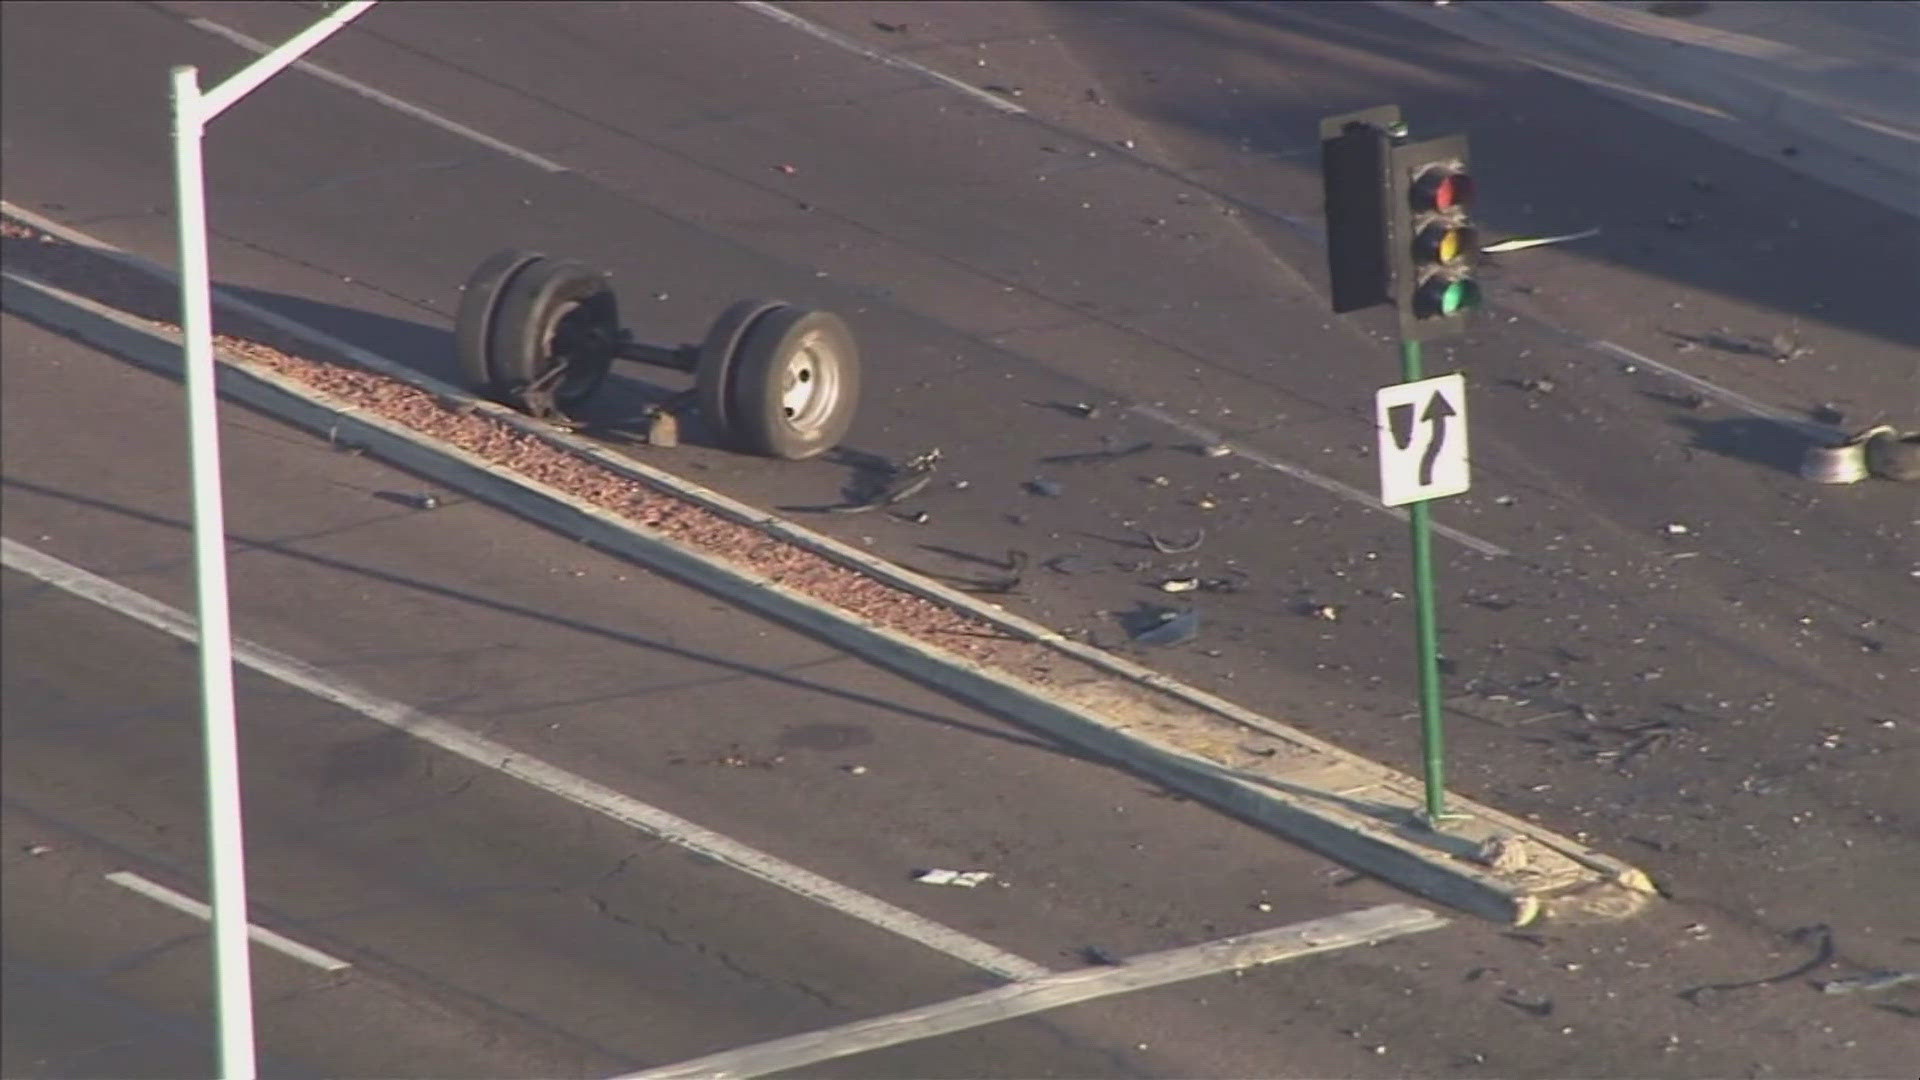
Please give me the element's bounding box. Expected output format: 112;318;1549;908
728;307;860;460
1865;429;1920;482
695;299;786;448
455;250;545;395
489;259;619;409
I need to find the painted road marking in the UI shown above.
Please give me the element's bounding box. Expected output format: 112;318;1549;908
1130;403;1511;558
622;903;1447;1079
1;539;1052;984
184;17;570;174
735;1;1027;115
105;870;351;972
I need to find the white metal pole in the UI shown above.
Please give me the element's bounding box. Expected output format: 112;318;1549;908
172;63;256;1080
197;0;379;123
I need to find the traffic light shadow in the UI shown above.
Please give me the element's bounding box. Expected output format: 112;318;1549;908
1068;0;1920;356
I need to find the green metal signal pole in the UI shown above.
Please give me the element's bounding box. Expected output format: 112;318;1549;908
1400;337;1449;823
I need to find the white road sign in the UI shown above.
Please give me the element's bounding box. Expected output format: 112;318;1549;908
1376;373;1469;507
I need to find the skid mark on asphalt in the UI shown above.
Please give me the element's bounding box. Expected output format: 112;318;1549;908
1;538;1052;984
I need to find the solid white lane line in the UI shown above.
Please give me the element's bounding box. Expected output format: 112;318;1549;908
2;539;1052;984
735;1;1027;115
621;903;1447;1079
184;17;570;174
105;871;352;973
1128;405;1513;559
1587;339;1838;440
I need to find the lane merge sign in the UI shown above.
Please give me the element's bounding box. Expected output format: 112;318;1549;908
1376;373;1469;507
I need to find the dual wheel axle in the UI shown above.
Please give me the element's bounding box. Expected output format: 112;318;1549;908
455;250;861;460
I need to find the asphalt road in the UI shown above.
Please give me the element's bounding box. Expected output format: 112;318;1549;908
4;0;1917;1076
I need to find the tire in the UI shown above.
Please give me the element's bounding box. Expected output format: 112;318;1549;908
1865;429;1920;482
695;298;785;448
454;250;545;395
489;259;618;409
728;307;860;460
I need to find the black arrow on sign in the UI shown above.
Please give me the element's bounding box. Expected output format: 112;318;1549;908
1417;391;1457;487
1387;403;1416;451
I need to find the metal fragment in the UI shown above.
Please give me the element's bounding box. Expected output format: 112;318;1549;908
1141;528;1204;554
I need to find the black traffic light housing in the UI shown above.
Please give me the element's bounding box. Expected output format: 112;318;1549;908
1319;106;1480;340
1319;105;1400;315
1389;133;1480;340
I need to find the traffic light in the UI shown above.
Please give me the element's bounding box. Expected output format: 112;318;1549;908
1389;134;1480;338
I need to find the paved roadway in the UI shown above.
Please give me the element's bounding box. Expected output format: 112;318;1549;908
3;1;1916;1076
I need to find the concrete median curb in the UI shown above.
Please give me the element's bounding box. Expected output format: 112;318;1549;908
1;202;1655;925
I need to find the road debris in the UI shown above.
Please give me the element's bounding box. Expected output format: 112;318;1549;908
1033;400;1100;419
1304;603;1341;622
1498;989;1554;1017
1044;553;1094;575
1131;608;1199;647
1480;227;1600;253
1865;428;1920;481
1079;945;1120;966
1200;443;1232;458
1816;971;1918;995
871;19;908;32
24;843;52;857
825;448;941;514
1801;425;1889;484
1157;577;1200;593
1476;835;1530;873
914;869;994;888
1662;523;1690;536
842;764;869;775
1679;923;1834;1005
1026;478;1064;497
1140;527;1204;554
907;548;1027;594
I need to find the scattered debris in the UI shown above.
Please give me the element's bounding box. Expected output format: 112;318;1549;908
1026;478;1064;497
1865;428;1920;481
1044;554;1094;575
1810;403;1845;426
871;19;908;32
1157;577;1200;593
1680;924;1834;1005
1662;523;1691;536
1818;971;1918;995
1802;425;1893;485
1476;835;1530;873
1140;528;1204;554
1768;330;1810;362
908;548;1028;594
842;764;869;775
1080;945;1120;966
825;448;941;514
1305;603;1341;622
1034;400;1100;419
982;84;1023;98
1201;443;1232;458
1131;608;1199;647
1520;376;1556;394
413;493;440;510
1480;227;1600;254
914;868;994;888
775;163;797;175
1499;989;1555;1017
24;843;51;857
